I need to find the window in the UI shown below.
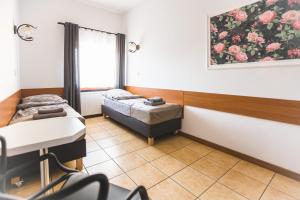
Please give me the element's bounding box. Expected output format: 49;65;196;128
79;29;117;90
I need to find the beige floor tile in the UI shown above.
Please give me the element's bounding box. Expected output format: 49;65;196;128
83;149;111;167
114;152;147;171
86;141;101;153
96;134;135;148
200;183;248;200
136;146;165;161
125;139;148;151
90;131;116;140
169;136;194;147
270;174;300;199
104;142;135;158
154;137;185;153
151;155;187;176
172;167;214;196
186;142;214;156
170;147;203;165
109;174;137;190
148;179;196;200
86;160;123;179
260;186;297;200
233;160;274;184
191;157;229;180
206;151;239;169
85;134;93;142
219;170;267;200
127;163;167;189
86;126;107;135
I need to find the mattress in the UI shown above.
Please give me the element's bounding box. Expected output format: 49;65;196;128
10;104;85;125
104;98;182;125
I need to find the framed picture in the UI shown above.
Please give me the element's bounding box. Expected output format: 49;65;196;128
208;0;300;69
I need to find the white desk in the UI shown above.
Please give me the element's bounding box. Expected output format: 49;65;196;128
0;117;86;190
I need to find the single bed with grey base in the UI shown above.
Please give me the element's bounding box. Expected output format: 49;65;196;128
102;89;183;145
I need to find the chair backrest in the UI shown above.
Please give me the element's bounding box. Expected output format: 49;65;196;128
0;136;7;193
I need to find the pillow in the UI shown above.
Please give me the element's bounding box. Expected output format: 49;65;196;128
22;94;64;103
103;89;133;99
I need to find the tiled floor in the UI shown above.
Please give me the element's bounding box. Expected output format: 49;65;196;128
8;117;300;200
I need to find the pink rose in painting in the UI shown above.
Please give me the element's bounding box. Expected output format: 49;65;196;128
232;35;241;43
256;36;265;44
288;49;300;58
214;43;225;54
234;10;248;22
218;31;228;39
247;32;259;43
266;0;278;6
259;11;277;24
266;43;281;52
210;24;218;33
292;21;300;30
288;0;300;6
281;10;300;24
235;52;248;62
228;45;241;55
261;57;275;61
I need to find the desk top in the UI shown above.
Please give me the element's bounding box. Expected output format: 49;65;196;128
0;117;86;157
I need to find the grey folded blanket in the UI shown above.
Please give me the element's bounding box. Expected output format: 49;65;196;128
144;100;166;106
38;108;64;114
33;111;67;120
147;97;164;103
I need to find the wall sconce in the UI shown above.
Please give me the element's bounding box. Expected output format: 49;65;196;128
14;24;37;41
128;42;140;53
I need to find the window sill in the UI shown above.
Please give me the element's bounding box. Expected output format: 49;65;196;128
80;87;113;92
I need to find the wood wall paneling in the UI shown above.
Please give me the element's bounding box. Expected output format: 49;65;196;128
125;86;184;105
184;91;300;125
21;88;64;98
0;90;21;127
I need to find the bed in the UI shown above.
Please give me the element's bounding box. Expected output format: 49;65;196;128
102;89;183;145
6;94;86;177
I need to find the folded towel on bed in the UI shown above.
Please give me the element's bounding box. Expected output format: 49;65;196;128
38;108;64;114
147;97;164;103
144;100;166;106
33;111;67;120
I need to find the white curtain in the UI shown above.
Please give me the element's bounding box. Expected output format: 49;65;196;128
79;29;117;89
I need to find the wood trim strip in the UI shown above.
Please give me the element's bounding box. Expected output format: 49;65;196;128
184;91;300;125
21;88;64;98
125;86;184;105
0;90;21;127
180;131;300;181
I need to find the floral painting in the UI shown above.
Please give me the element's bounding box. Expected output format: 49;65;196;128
209;0;300;67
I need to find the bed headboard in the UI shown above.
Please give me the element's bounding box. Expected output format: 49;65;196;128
0;90;21;127
21;88;64;98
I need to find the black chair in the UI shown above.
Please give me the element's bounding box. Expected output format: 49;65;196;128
0;136;149;200
0;136;8;193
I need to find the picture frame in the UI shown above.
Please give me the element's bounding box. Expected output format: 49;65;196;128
208;0;300;70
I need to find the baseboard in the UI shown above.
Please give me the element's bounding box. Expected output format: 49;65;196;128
84;114;103;119
179;131;300;181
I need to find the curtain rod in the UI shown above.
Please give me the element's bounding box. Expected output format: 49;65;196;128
57;22;118;35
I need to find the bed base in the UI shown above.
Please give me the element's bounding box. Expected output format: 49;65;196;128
102;105;182;145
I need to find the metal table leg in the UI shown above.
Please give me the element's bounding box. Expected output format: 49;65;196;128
39;148;50;194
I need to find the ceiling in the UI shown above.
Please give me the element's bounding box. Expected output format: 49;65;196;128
75;0;145;13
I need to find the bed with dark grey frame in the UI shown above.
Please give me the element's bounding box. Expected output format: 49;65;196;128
101;89;183;145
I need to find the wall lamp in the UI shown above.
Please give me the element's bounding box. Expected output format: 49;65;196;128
128;42;140;53
14;24;37;41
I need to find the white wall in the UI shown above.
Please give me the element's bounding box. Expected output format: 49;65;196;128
0;0;20;101
124;0;300;173
19;0;124;89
